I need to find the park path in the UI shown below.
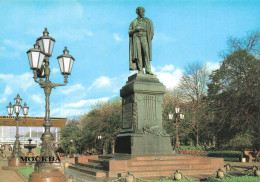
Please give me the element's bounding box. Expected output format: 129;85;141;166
0;160;26;182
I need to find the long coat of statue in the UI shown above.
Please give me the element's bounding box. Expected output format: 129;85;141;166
129;17;154;70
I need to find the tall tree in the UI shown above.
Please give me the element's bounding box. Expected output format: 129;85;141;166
208;31;260;150
178;62;210;146
80;98;122;154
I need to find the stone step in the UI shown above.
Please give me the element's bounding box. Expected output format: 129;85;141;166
77;162;104;170
69;164;107;178
127;169;216;178
130;159;210;166
127;163;214;171
88;159;103;164
134;155;205;161
98;155;114;160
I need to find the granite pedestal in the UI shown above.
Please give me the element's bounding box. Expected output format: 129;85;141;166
115;73;172;154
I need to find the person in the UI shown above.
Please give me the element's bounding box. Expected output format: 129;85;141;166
129;6;154;75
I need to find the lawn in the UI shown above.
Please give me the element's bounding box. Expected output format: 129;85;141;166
18;167;34;179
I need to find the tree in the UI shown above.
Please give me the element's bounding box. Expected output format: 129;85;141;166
178;62;210;146
59;119;82;154
221;30;260;58
80;98;122;154
208;31;260;150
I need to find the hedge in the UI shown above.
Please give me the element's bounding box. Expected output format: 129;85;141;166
181;150;208;156
207;151;243;159
180;146;204;151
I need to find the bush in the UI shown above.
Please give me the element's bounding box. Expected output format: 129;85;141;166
181;150;208;156
207;151;243;159
180;145;204;151
222;133;254;151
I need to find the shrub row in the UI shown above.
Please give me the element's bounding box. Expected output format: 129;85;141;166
181;150;208;156
179;145;204;151
179;148;243;159
207;151;243;158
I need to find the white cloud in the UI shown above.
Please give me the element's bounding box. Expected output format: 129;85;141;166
88;76;111;90
4;86;13;95
0;97;7;104
0;86;13;104
3;39;31;51
113;33;123;42
153;64;183;89
207;61;220;72
61;84;84;95
52;68;60;74
32;94;44;104
65;97;109;108
50;97;110;116
0;85;13;104
160;65;174;72
0;72;34;92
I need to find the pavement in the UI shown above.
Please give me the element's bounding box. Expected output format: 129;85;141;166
0;159;26;182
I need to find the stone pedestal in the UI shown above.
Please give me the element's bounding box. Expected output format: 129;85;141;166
29;171;66;182
2;157;26;170
8;157;26;167
115;73;172;154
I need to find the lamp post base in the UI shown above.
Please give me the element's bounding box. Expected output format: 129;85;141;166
29;171;66;182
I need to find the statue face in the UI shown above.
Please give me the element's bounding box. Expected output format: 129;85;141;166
138;9;145;18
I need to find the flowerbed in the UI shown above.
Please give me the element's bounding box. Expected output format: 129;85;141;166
181;150;208;156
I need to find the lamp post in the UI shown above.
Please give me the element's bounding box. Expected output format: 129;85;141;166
97;135;102;154
5;94;29;168
27;28;75;182
168;107;184;154
69;139;73;157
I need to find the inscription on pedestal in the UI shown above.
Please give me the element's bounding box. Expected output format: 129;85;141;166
123;103;133;129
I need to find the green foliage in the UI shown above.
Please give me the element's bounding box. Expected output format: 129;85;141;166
222;133;254;151
211;176;260;182
207;151;243;158
18;167;34;179
152;179;194;182
208;44;260;150
180;145;204;151
59;98;122;154
59;119;82;154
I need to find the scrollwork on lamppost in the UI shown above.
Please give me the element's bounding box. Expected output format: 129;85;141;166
26;28;75;176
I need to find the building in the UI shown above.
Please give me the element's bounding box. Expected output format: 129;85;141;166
0;115;66;146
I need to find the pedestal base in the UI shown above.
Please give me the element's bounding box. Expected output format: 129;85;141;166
72;154;225;179
2;157;26;170
29;171;66;182
115;131;173;154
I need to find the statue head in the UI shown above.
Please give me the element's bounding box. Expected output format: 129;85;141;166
136;6;145;18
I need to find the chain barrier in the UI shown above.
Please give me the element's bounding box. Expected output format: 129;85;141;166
107;176;122;182
70;170;196;182
69;164;259;182
224;164;258;176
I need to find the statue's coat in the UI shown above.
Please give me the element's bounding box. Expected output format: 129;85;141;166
129;17;154;70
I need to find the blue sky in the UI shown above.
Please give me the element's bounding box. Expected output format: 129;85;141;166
0;0;259;118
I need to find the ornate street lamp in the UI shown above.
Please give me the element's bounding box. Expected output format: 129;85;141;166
5;94;29;168
168;107;184;154
27;28;75;182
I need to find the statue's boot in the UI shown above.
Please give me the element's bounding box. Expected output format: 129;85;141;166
146;71;153;75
